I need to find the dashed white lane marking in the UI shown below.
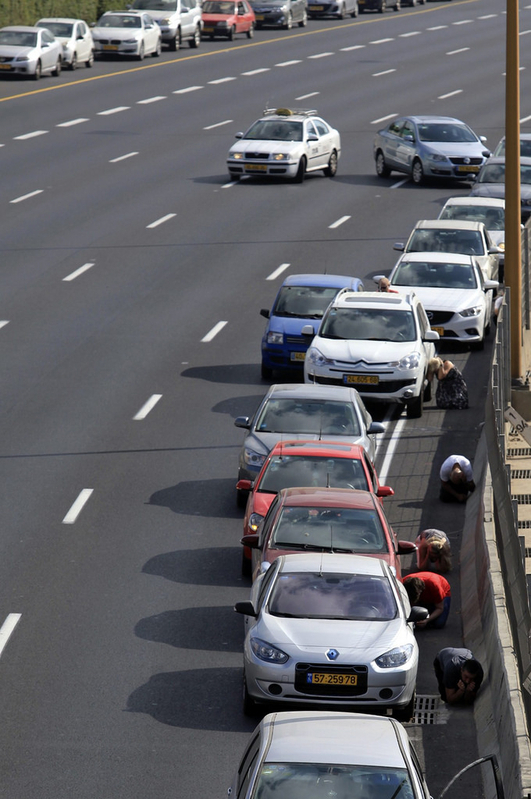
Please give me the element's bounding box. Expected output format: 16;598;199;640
438;89;463;99
453;19;472;24
378;416;406;486
275;59;301;66
97;106;130;116
0;143;4;147
208;77;236;84
137;95;167;104
428;25;447;30
399;31;420;37
133;394;162;420
446;47;469;55
371;113;397;125
0;614;21;659
373;69;396;76
308;52;334;59
14;130;48;140
520;114;531;123
110;152;139;163
329;215;350;229
146;213;177;229
296;92;320;100
204;119;233;130
478;13;497;18
370;38;394;44
267;263;290;281
242;68;270;75
10;190;43;204
341;44;365;50
520;29;531;35
63;263;94;282
390;177;409;189
502;67;525;75
222;181;239;188
201;321;227;342
0;321;9;330
173;85;203;93
56;118;89;127
62;489;94;524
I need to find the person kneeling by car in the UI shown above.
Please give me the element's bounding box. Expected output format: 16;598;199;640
403;572;451;629
433;647;483;704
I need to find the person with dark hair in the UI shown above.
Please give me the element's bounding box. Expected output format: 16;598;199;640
403;572;451;628
439;455;475;503
433;647;484;704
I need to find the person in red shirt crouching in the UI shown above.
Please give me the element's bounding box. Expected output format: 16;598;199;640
403;572;451;629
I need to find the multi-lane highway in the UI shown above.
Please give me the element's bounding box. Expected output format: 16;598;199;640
0;0;526;795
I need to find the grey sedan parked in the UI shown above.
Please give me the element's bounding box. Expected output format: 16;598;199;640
250;0;307;28
373;115;490;185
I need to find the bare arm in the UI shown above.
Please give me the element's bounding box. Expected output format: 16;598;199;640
445;680;478;704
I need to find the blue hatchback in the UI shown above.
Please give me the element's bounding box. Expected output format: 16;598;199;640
260;274;363;379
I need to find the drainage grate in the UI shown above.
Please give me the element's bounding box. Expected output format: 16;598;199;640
512;495;531;504
411;694;449;725
508;448;531;457
511;470;531;479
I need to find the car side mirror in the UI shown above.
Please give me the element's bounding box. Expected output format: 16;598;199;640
403;134;415;143
260;308;270;319
241;534;260;549
396;540;417;555
234;600;257;617
307;134;318;142
377;485;394;498
235;132;243;139
489;245;503;254
236;479;253;492
408;605;429;623
424;330;439;341
480;135;488;143
234;416;251;429
393;242;405;252
373;274;385;286
301;324;315;337
484;279;499;292
368;421;385;434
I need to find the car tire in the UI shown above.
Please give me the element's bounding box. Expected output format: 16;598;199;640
237;489;248;509
33;60;41;80
324;150;338;177
241;549;252;575
411;158;424;185
229;172;240;182
170;30;180;50
472;336;485;351
375;150;391;178
423;380;432;402
137;43;145;60
393;692;416;722
299;10;308;25
351;1;359;16
52;57;62;76
406;391;423;419
69;53;77;70
284;12;293;28
190;25;201;47
228;25;236;39
247;22;255;37
153;38;162;56
261;362;273;379
85;50;94;67
294;156;306;183
243;676;257;715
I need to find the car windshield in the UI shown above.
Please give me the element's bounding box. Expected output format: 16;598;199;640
273;286;340;319
253;764;414;799
0;30;37;46
203;0;236;10
406;229;484;256
440;205;505;230
255;399;361;436
477;164;505;184
268;572;397;620
37;22;73;36
320;308;416;342
244;119;304;141
392;261;477;289
271;506;386;554
131;0;177;7
494;139;531;158
98;14;142;27
258;455;369;494
417;123;477;143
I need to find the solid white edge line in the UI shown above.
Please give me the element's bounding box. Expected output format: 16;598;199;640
267;263;290;281
110;152;139;163
371;113;397;125
14;130;48;140
56;118;89;127
10;190;44;204
63;263;94;282
0;614;22;659
134;394;163;420
146;213;177;229
201;321;228;342
204;120;233;130
62;489;94;524
329;215;351;229
378;417;406;486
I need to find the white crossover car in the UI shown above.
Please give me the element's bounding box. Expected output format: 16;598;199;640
36;18;94;69
91;11;161;60
235;553;427;718
227;108;341;182
303;290;438;418
0;25;62;79
384;253;498;350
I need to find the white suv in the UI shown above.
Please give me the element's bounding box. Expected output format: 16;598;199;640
127;0;202;50
303;291;439;418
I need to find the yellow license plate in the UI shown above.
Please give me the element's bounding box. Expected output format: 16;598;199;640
290;352;306;362
0;64;11;70
245;164;268;172
344;375;379;385
457;165;479;173
256;13;265;19
203;26;214;31
309;673;357;685
103;44;119;51
310;5;324;8
431;326;444;336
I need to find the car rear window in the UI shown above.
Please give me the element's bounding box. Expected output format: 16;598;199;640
255;399;361;437
407;229;484;256
271;505;386;554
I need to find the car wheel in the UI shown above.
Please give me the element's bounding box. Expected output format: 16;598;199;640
294;156;306;183
472;336;485;351
237;489;248;509
379;0;386;12
229;172;240;182
393;692;416;722
324;150;338;177
241;549;252;575
284;12;293;28
33;60;41;80
228;25;236;39
170;30;180;50
137;43;145;60
406;391;423;419
261;362;273;379
153;38;162;56
85;50;94;68
243;676;257;716
189;25;201;47
423;380;432;402
351;1;359;16
247;22;255;36
375;150;391;178
299;10;308;25
52;57;61;76
69;53;77;70
411;158;424;185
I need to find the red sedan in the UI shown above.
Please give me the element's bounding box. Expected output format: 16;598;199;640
236;440;394;574
241;486;415;581
201;0;255;39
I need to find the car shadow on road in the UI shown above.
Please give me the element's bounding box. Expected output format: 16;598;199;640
135;606;243;652
143;546;248;587
212;394;265;420
147;477;242;519
181;363;264;385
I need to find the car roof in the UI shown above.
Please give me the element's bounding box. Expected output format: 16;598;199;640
280;274;362;289
412;219;487;232
403;115;467;125
261;711;408;768
331;291;414;310
442;196;505;209
36;17;83;23
100;9;144;15
2;26;45;32
277;487;377;508
482;156;531;166
398;252;474;266
264;383;362;403
278;551;387;575
268;441;367;458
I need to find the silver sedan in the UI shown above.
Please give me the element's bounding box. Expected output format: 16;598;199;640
0;26;63;79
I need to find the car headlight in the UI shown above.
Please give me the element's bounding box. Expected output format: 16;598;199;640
249;513;264;532
306;347;334;367
522;199;531;206
231;152;244;160
396;352;421;370
266;331;283;344
273;153;289;161
124;38;140;43
161;16;171;22
251;637;289;663
375;644;414;668
460;306;482;318
497;242;505;251
217;20;229;26
15;56;30;61
429;154;449;163
243;448;266;469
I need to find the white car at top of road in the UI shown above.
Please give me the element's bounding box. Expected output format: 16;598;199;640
384;252;499;350
127;0;203;51
35;18;94;69
0;25;63;80
91;11;161;60
227;107;341;183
